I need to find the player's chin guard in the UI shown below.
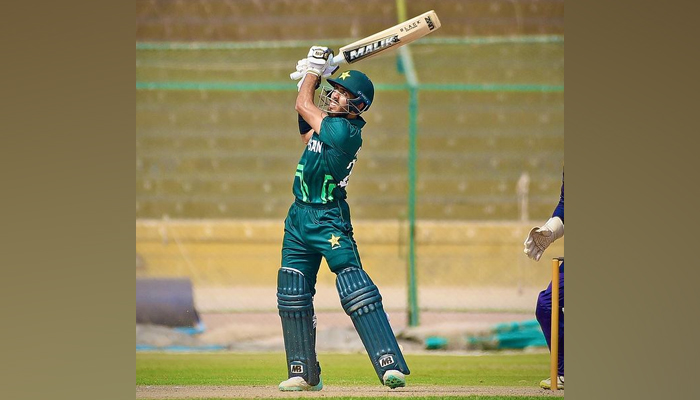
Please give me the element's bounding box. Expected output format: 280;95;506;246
277;268;321;386
336;267;410;383
318;70;375;115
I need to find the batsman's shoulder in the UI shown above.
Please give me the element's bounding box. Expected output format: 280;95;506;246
320;117;361;154
322;115;350;127
320;116;352;138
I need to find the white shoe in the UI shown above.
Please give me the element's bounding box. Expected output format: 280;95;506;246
382;370;406;389
540;375;564;389
278;376;323;391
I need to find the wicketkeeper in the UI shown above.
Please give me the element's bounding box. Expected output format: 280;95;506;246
276;46;410;392
523;168;564;390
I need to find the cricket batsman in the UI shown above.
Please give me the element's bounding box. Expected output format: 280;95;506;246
275;46;410;391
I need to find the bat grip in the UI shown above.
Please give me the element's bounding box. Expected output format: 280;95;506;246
289;53;346;80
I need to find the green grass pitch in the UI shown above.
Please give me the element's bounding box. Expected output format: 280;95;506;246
137;351;557;399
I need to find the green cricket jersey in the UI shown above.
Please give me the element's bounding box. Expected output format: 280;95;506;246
293;116;365;204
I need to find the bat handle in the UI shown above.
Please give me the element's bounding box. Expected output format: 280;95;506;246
331;53;345;67
289;53;346;80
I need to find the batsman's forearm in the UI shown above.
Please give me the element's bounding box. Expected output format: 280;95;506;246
295;78;316;116
295;73;324;133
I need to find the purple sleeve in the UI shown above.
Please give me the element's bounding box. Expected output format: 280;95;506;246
552;171;564;222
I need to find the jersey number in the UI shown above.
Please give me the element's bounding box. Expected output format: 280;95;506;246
339;148;361;188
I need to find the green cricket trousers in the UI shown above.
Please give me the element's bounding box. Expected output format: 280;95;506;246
281;198;363;294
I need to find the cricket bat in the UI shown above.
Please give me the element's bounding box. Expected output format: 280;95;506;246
290;10;441;80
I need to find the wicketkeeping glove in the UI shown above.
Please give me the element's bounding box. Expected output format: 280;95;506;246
523;216;564;261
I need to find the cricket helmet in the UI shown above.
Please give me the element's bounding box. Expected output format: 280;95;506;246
324;70;374;114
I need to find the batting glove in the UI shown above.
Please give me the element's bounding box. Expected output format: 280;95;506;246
294;59;307;76
294;58;339;91
523;217;564;261
292;58;338;78
306;46;333;77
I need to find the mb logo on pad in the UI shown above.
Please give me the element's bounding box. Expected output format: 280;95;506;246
379;354;395;367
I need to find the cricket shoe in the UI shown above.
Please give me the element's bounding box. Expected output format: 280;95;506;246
278;376;323;391
382;370;406;389
540;376;564;390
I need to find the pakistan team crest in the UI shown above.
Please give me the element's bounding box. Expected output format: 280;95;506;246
328;234;341;249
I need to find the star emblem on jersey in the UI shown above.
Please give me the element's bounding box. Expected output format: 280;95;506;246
338;71;351;80
328;234;341;249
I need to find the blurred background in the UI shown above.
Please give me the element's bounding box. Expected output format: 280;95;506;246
136;0;564;351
